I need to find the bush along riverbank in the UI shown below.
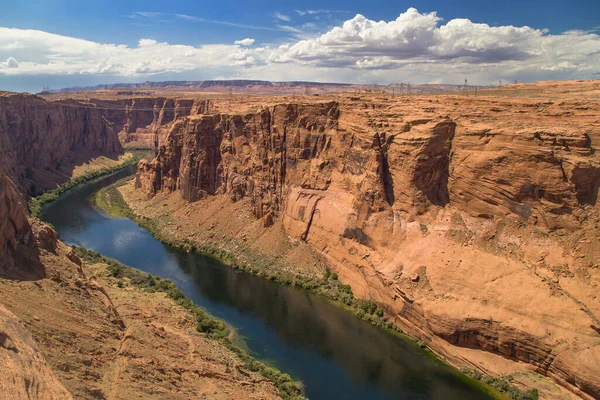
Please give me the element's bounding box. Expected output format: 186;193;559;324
72;246;306;400
94;178;537;400
29;153;143;217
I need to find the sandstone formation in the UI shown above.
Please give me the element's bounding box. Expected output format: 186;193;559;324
135;89;600;399
0;304;73;399
0;91;279;399
0;91;210;195
0;91;122;194
0;219;280;399
0;163;33;271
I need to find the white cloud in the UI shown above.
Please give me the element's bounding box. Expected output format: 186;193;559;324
0;57;19;68
174;13;281;31
274;12;290;22
234;38;255;46
0;27;259;76
138;39;158;47
1;7;600;91
129;11;162;19
276;25;303;33
295;9;351;15
269;7;600;77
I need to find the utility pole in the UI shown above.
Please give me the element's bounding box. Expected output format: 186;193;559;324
464;79;468;94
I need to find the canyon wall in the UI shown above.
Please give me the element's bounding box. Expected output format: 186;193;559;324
0;162;33;272
94;97;210;147
0;92;210;195
0;92;122;194
0;91;278;399
136;96;600;398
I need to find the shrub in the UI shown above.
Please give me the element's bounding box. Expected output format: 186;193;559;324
72;247;305;399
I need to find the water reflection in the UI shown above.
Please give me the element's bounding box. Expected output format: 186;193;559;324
41;170;491;400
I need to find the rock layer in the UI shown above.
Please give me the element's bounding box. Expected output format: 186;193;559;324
0;162;34;273
136;94;600;399
0;92;210;195
0;91;280;400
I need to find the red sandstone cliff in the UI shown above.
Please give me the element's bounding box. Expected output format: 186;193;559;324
0;91;278;399
135;95;600;398
0;92;122;194
0;92;210;195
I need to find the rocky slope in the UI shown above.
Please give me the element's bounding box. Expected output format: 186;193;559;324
0;163;34;274
134;91;600;399
0;218;280;399
0;91;279;399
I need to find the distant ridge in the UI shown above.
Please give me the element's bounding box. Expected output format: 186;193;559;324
49;79;355;93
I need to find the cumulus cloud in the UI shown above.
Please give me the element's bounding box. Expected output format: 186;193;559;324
270;7;600;76
1;7;600;90
138;39;158;47
234;38;255;46
0;27;258;76
0;57;19;68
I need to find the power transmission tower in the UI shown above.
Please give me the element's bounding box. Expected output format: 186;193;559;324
304;85;310;96
407;82;411;95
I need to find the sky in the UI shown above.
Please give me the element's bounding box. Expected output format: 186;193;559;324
1;0;599;93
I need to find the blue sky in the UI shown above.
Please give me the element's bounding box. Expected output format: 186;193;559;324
1;0;599;92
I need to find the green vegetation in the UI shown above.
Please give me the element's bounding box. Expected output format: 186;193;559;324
462;369;540;400
72;246;305;400
92;179;534;400
29;154;140;217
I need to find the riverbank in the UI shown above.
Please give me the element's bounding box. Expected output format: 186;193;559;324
29;150;151;217
29;152;305;399
72;247;305;400
0;218;286;399
95;177;546;400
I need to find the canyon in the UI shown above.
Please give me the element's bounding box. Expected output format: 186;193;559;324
0;91;280;399
1;81;599;399
131;81;600;399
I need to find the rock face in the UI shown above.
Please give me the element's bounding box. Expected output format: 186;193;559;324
0;91;280;400
136;94;600;399
136;102;340;221
108;97;210;147
0;92;210;195
0;304;73;399
0;92;122;194
0;163;34;271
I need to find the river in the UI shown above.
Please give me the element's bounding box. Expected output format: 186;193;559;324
40;167;494;400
